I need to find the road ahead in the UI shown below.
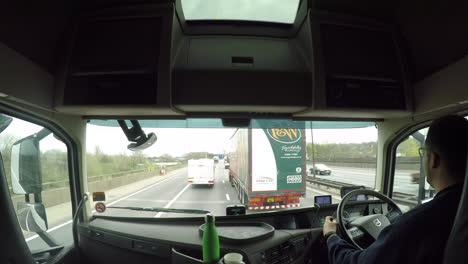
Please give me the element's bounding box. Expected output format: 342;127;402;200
96;164;328;218
26;164;419;251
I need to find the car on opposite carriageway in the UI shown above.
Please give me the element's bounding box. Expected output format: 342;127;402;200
310;164;332;175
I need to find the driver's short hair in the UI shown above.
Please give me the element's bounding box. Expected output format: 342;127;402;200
425;115;468;179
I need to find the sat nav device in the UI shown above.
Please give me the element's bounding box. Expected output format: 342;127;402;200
340;186;368;201
314;195;332;205
226;205;246;216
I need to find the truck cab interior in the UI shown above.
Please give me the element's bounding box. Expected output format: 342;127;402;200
1;0;468;263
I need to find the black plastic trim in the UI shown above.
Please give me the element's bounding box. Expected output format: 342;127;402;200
80;226;172;258
91;200;383;223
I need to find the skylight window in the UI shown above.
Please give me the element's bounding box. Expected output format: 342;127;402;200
181;0;301;24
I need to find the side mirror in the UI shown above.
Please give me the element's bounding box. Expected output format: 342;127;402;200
17;202;48;232
11;129;51;194
0;114;12;133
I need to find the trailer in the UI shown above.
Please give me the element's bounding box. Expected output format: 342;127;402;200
228;121;306;210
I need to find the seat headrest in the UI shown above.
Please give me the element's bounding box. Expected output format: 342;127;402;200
443;142;468;263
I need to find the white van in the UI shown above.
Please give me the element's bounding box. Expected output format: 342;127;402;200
188;159;215;186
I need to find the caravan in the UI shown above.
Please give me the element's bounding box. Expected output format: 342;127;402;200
187;159;215;186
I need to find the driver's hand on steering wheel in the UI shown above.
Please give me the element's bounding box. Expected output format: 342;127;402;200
323;216;338;236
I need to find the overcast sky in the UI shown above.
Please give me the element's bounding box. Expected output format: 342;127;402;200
86;124;378;157
181;0;300;23
0;117;67;152
0;117;378;157
4;115;468;158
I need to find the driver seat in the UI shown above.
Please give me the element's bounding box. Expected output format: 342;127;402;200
443;143;468;263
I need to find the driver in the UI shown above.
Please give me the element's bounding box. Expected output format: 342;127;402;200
322;115;468;264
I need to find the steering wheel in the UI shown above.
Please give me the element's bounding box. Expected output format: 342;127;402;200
336;189;403;250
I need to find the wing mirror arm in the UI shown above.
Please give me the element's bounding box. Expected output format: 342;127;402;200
34;128;52;141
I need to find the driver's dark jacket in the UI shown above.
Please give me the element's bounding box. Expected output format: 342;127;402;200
327;184;463;264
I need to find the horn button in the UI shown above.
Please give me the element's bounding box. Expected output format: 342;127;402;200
350;214;391;239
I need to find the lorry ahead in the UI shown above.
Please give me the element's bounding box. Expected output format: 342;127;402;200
188;159;215;186
228;121;306;210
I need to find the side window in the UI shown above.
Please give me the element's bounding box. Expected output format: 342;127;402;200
392;127;434;212
0;114;73;252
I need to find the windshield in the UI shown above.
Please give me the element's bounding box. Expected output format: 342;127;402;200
181;0;301;24
86;119;377;218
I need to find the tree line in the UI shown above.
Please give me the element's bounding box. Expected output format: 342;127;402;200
0;133;158;188
156;152;215;162
307;137;420;161
0;130;420;188
87;146;155;177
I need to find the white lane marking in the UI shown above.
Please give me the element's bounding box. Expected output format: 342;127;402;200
26;172;184;242
106;173;183;207
222;180;225;184
306;187;342;201
226;194;230;201
155;184;191;218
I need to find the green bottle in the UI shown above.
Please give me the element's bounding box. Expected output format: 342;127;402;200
202;213;220;263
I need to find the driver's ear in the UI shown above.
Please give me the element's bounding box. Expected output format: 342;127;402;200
429;152;441;169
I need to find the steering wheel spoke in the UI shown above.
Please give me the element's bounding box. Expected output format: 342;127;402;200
347;226;365;241
385;208;403;223
337;189;403;250
350;214;390;240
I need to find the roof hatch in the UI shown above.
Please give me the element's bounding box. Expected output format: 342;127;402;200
181;0;301;24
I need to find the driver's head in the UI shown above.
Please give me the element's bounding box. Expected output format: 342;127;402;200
423;115;468;190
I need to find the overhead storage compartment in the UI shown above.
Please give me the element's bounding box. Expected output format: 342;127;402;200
172;37;313;113
66;17;162;105
55;4;177;116
52;3;412;119
293;11;412;119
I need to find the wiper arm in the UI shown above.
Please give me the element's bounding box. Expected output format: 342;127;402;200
107;206;210;215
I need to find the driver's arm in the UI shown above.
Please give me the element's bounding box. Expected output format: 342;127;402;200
323;216;403;264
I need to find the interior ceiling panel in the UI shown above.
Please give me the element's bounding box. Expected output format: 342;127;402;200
0;0;73;73
396;0;468;81
312;0;468;82
1;0;467;86
79;0;173;9
312;0;397;21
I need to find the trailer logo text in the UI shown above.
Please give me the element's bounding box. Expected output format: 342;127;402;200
267;129;301;144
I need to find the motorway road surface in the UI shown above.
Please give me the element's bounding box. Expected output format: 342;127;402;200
26;164;419;251
313;166;420;195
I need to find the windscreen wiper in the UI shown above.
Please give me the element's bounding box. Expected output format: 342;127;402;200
107;206;210;215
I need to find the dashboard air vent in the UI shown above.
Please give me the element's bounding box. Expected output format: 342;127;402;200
262;245;281;263
262;242;292;264
132;240;159;253
290;235;308;256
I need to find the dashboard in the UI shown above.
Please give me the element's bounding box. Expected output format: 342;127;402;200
78;201;389;264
